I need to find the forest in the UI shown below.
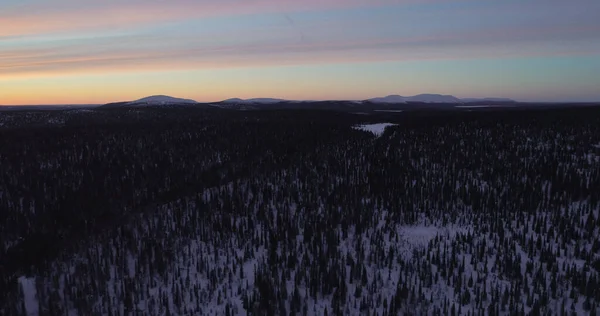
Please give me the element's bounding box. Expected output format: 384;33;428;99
1;105;599;315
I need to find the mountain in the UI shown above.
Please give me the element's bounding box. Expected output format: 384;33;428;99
128;95;198;105
368;94;462;104
98;95;201;109
409;94;462;103
367;95;407;104
101;94;516;108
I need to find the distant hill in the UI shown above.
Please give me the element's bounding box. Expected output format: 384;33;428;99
99;94;518;109
95;94;526;112
128;95;198;105
99;95;203;109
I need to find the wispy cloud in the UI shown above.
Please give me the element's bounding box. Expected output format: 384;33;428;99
0;0;434;37
2;21;599;79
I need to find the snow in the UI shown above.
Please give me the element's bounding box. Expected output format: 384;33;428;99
396;224;471;260
18;276;39;316
6;112;599;315
585;153;600;164
353;123;396;137
592;143;600;149
128;95;198;105
46;117;64;125
396;226;439;259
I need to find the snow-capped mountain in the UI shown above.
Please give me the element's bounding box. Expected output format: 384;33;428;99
368;94;463;104
128;95;198;105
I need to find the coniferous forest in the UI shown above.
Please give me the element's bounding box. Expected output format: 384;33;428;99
1;106;600;315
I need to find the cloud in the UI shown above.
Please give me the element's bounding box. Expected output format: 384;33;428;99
0;0;430;37
2;21;599;79
2;0;599;80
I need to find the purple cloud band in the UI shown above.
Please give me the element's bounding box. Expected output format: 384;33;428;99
0;0;436;37
2;0;599;78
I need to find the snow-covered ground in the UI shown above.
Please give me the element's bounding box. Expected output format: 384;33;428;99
18;276;39;316
353;123;397;137
3;109;599;315
46;117;64;125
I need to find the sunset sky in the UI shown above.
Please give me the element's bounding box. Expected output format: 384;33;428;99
2;0;600;105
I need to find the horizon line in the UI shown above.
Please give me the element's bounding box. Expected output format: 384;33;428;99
5;99;600;107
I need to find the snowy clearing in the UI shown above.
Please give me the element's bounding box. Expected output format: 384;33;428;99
396;224;471;260
353;123;397;137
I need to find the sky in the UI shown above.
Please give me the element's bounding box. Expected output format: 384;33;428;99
1;0;600;105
